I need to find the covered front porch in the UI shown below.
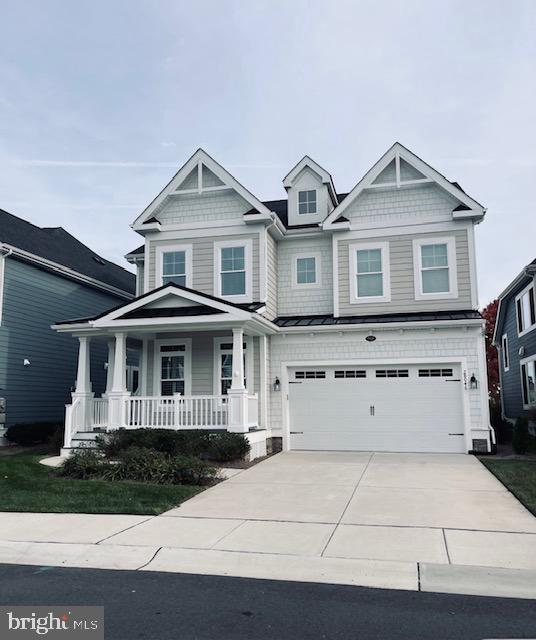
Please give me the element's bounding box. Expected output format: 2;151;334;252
53;283;275;458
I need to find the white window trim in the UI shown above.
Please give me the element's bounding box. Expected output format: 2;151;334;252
292;252;321;289
214;238;253;302
297;189;317;216
153;339;192;396
501;333;509;372
349;241;391;304
156;243;192;288
515;281;536;337
520;354;536;409
0;252;5;326
212;336;254;395
413;236;458;301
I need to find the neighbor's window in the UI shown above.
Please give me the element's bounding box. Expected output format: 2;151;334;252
521;359;536;407
356;248;383;297
501;333;509;372
516;284;536;335
221;246;246;296
420;243;449;293
296;257;317;285
298;190;317;214
162;250;187;286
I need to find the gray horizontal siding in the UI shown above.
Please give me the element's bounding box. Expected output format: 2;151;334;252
147;233;260;300
264;232;278;320
0;257;123;426
338;228;472;315
155;190;250;225
499;281;536;420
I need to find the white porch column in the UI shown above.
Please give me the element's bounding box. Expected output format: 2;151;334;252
107;332;129;429
227;327;248;433
71;336;94;433
104;338;115;394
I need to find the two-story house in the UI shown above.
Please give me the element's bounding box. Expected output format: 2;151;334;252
493;258;536;427
54;143;493;458
0;208;135;442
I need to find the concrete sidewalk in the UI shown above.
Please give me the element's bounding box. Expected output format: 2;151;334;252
1;452;536;599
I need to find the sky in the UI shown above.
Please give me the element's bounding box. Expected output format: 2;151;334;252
0;0;535;305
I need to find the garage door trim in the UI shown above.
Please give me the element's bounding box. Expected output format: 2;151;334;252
280;356;472;453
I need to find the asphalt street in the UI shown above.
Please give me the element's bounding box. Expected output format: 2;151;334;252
1;563;535;639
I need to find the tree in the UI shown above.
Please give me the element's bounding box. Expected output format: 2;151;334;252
481;299;500;407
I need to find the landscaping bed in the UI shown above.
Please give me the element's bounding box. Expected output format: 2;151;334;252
479;458;536;517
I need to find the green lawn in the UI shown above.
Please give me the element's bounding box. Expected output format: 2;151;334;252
0;451;202;515
480;458;536;517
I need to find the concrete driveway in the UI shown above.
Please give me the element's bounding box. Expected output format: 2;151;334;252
105;452;536;569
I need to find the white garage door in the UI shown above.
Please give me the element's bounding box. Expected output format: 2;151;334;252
288;364;466;453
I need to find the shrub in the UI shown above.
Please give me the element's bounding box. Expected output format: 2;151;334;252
96;429;250;462
59;448;107;480
5;422;61;446
205;432;250;462
513;417;530;454
102;446;217;485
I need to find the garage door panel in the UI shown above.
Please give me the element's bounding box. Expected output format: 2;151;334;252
288;364;465;453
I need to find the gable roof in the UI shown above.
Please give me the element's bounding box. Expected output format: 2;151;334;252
283;155;338;205
132;148;273;230
0;208;135;296
323;142;486;228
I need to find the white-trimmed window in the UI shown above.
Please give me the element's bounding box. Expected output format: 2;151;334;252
298;190;317;215
515;283;536;336
349;242;390;303
0;252;5;325
213;337;253;395
501;333;509;372
154;340;192;396
521;356;536;408
413;237;458;300
292;254;320;287
156;244;192;288
214;239;252;301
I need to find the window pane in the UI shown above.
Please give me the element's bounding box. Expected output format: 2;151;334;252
527;362;536;405
298;190;316;214
522;291;533;330
222;271;246;295
163;274;186;286
357;249;382;274
421;244;448;268
296;257;316;284
221;246;245;272
221;354;233;379
163;251;185;275
357;273;383;297
161;380;184;396
422;268;449;293
161;355;184;380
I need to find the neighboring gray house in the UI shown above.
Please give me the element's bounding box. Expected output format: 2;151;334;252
54;143;493;459
0;209;135;435
493;258;536;423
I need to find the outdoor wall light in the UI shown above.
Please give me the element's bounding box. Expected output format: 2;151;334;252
23;358;31;367
470;374;478;389
273;377;281;392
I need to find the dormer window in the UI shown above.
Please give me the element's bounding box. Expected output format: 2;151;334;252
298;190;317;215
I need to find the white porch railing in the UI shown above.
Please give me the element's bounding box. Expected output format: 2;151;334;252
92;398;109;428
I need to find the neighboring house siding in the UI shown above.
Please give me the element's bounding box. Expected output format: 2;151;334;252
265;232;278;320
0;257;122;426
338;228;472;316
147;233;260;300
499;283;536;420
342;183;457;227
277;235;333;316
155;191;251;226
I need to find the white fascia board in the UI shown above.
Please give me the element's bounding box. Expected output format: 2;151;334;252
323;142;485;229
132;149;272;230
0;243;134;300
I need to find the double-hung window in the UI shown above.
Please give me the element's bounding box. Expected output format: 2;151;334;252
298;190;317;215
157;244;192;288
350;242;390;303
521;357;536;408
501;333;509;372
515;283;536;336
293;254;320;287
413;237;457;300
215;240;252;300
